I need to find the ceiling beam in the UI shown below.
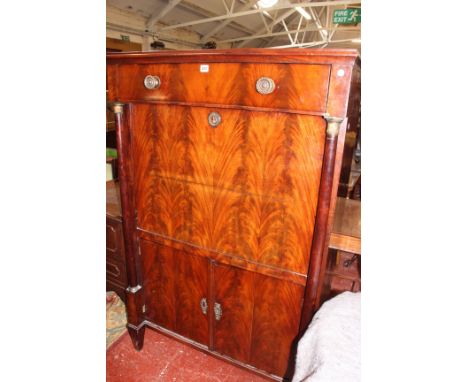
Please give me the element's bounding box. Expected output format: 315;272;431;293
219;25;359;43
200;0;257;43
106;22;200;48
177;1;269;43
293;16;304;44
309;6;327;42
237;8;296;47
221;0;230;13
259;12;272;33
160;1;361;31
269;38;360;49
281;20;294;44
147;0;182;29
261;6;325;48
301;21;309;44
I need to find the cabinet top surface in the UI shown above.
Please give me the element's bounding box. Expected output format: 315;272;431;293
107;48;359;65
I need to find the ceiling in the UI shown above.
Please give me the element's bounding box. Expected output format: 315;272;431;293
107;0;361;50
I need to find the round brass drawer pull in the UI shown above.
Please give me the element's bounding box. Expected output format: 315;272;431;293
143;75;161;89
256;77;275;95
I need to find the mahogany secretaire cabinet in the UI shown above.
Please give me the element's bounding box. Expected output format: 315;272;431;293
106;48;360;380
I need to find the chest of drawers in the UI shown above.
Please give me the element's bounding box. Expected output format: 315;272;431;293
107;48;360;380
106;181;127;302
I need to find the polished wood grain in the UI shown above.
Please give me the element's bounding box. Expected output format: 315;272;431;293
279;114;325;274
107;48;360;378
137;229;307;286
107;48;359;68
130;104;324;275
213;264;255;364
115;63;329;113
250;274;303;377
329;197;361;254
141;239;210;346
300;119;341;332
113;105;146;351
175;250;210;346
326;64;354;118
115;108;140;288
141;240;177;332
130;103;188;240
329;233;361;254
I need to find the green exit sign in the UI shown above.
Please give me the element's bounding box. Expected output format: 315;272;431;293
333;8;361;24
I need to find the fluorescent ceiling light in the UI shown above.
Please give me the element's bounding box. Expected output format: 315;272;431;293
295;6;312;20
257;0;278;8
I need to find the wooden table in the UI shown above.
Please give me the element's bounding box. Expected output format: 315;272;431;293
329;197;361;255
320;197;361;303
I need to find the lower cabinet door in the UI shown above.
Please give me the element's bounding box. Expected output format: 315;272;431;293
213;263;255;364
141;239;210;346
141;239;303;377
213;263;304;377
175;250;210;345
249;274;304;377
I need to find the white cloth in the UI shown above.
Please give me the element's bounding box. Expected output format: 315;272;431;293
292;291;361;382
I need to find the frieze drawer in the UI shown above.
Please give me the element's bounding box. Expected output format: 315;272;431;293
109;62;330;113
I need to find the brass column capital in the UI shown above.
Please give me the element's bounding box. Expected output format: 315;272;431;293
324;115;344;138
112;102;124;115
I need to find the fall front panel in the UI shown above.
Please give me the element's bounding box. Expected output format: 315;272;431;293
131;103;325;275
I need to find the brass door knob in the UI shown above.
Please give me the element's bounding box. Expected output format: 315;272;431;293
256;77;275;94
144;75;161;89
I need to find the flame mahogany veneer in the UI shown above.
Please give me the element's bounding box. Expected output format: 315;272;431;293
107;48;360;381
